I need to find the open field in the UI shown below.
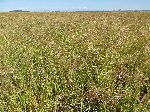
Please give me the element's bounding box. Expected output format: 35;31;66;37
0;12;150;111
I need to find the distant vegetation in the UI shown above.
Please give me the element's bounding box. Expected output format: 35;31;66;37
8;10;150;13
9;10;30;12
0;12;149;111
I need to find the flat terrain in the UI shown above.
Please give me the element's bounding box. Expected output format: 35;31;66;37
0;12;150;111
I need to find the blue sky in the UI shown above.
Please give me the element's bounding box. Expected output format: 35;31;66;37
0;0;150;11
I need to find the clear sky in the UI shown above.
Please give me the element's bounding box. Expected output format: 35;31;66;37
0;0;150;11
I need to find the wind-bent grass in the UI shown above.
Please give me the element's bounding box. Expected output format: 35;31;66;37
0;12;150;111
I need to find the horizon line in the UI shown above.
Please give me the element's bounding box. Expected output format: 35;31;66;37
1;9;150;12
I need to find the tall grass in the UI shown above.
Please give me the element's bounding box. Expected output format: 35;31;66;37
0;12;150;111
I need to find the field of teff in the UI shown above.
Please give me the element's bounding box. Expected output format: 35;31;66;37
0;12;149;111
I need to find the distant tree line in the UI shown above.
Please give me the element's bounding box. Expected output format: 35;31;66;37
9;9;150;12
9;10;30;12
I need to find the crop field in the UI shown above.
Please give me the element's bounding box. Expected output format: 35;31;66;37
0;12;150;111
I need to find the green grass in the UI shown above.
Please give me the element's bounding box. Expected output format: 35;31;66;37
0;12;150;111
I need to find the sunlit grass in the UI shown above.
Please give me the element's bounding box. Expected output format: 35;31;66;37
0;12;150;111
